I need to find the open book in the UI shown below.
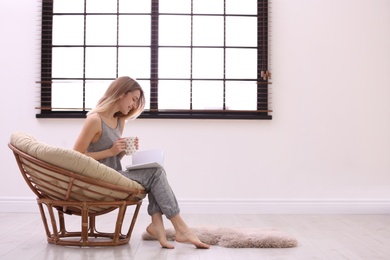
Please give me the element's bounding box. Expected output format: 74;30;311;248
125;149;164;170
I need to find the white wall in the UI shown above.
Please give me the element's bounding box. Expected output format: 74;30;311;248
1;0;389;214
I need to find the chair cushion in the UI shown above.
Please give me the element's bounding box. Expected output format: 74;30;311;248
10;131;145;201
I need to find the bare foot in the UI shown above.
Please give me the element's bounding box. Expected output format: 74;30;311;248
146;223;174;249
175;229;210;249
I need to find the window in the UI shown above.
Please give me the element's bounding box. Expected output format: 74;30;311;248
37;0;271;120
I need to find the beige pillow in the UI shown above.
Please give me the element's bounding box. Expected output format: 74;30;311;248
10;132;145;202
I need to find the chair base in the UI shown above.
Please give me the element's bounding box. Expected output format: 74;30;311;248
37;198;143;247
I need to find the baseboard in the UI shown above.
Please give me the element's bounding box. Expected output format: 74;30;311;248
0;197;40;213
1;197;389;214
176;199;390;214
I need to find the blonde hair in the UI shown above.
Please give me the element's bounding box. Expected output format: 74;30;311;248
88;76;145;120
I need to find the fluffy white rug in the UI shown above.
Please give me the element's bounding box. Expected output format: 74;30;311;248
142;227;298;248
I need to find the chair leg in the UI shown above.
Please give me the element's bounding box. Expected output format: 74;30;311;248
46;202;61;244
58;211;66;235
89;215;96;237
81;202;89;245
113;202;127;243
126;201;143;240
37;201;51;239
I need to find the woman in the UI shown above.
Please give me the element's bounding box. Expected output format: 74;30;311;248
73;76;209;249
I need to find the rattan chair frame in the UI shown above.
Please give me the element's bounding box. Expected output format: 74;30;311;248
9;142;147;247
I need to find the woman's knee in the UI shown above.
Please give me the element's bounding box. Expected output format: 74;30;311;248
153;167;167;178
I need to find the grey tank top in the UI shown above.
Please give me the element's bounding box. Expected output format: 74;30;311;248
87;116;122;171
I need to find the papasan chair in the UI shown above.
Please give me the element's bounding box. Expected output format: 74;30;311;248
8;131;147;247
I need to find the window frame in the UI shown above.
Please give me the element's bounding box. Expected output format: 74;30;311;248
37;0;271;120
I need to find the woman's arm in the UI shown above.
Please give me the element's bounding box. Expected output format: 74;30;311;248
73;114;125;161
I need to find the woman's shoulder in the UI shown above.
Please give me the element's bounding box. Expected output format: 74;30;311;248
85;113;102;128
87;112;101;120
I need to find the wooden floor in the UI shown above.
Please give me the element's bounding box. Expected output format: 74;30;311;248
0;211;389;260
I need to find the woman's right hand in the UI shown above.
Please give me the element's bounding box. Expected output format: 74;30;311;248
110;138;126;156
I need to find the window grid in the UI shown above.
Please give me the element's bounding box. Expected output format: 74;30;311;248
37;0;271;120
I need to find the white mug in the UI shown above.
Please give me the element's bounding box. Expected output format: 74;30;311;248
124;137;137;155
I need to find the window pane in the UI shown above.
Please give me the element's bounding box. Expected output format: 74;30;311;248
193;16;224;46
119;15;151;45
53;15;84;45
159;81;190;109
159;16;191;46
226;16;257;47
226;0;257;15
52;47;84;78
159;48;191;78
86;0;117;13
53;0;84;13
119;0;151;13
85;48;117;78
226;49;257;79
226;81;257;110
192;81;224;110
52;81;83;110
192;48;224;79
85;80;112;109
193;0;224;14
118;47;151;78
86;15;117;45
160;0;191;13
